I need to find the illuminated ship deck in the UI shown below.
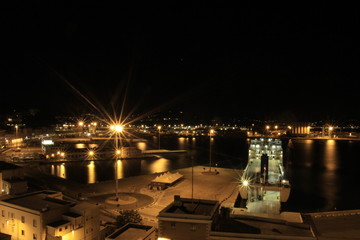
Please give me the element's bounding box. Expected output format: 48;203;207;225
239;138;290;214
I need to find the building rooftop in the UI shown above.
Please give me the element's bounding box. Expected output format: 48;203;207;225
71;201;98;212
63;212;82;218
1;191;74;212
47;219;70;228
2;178;26;183
212;207;314;238
0;161;21;172
159;195;219;220
307;210;360;239
106;224;155;240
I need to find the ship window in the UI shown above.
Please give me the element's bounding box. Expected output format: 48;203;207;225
191;224;197;231
171;222;176;229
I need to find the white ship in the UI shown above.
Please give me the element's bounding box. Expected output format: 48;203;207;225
239;138;290;214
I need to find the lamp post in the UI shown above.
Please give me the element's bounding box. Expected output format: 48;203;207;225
157;125;161;149
209;129;214;172
78;121;84;136
111;124;123;201
14;125;18;148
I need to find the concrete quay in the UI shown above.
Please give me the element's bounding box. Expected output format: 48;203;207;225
22;164;241;225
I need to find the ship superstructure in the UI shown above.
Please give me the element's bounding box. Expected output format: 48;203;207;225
239;138;290;214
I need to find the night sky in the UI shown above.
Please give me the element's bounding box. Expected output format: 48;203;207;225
2;3;360;122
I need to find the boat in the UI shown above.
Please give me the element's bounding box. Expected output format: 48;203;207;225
238;138;290;214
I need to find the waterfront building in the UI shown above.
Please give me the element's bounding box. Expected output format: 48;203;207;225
0;191;100;240
0;161;27;195
290;123;311;136
105;223;156;240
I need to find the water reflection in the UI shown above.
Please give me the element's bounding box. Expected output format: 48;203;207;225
75;143;86;149
87;161;96;183
303;140;313;167
178;137;186;149
136;142;147;151
116;160;124;179
88;144;98;149
53;164;66;179
149;158;170;173
324;140;338;171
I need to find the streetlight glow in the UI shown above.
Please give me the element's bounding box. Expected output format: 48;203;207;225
242;180;249;187
110;124;123;133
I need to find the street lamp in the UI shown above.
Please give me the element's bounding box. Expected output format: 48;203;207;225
157;125;162;149
209;129;214;172
110;124;123;201
14;125;19;148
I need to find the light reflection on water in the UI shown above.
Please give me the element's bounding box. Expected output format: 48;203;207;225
302;139;313;168
75;143;86;149
52;164;66;179
88;161;96;184
149;158;170;173
116;160;123;179
324;140;337;171
136;142;147;151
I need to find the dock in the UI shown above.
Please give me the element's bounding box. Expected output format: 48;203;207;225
142;149;187;154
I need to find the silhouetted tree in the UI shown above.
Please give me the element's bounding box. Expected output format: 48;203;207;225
115;209;142;227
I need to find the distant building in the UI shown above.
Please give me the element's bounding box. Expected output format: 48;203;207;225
290;123;311;136
105;223;156;240
0;161;27;195
0;191;100;240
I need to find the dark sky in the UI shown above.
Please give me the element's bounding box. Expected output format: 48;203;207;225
2;3;360;122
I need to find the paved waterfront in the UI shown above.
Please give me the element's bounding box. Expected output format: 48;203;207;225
23;164;242;224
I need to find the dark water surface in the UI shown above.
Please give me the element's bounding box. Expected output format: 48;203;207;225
39;136;360;212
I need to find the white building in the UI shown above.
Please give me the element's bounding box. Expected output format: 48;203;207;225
0;161;27;195
0;191;99;240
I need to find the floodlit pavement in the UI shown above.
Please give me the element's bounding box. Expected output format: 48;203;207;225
20;163;241;225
